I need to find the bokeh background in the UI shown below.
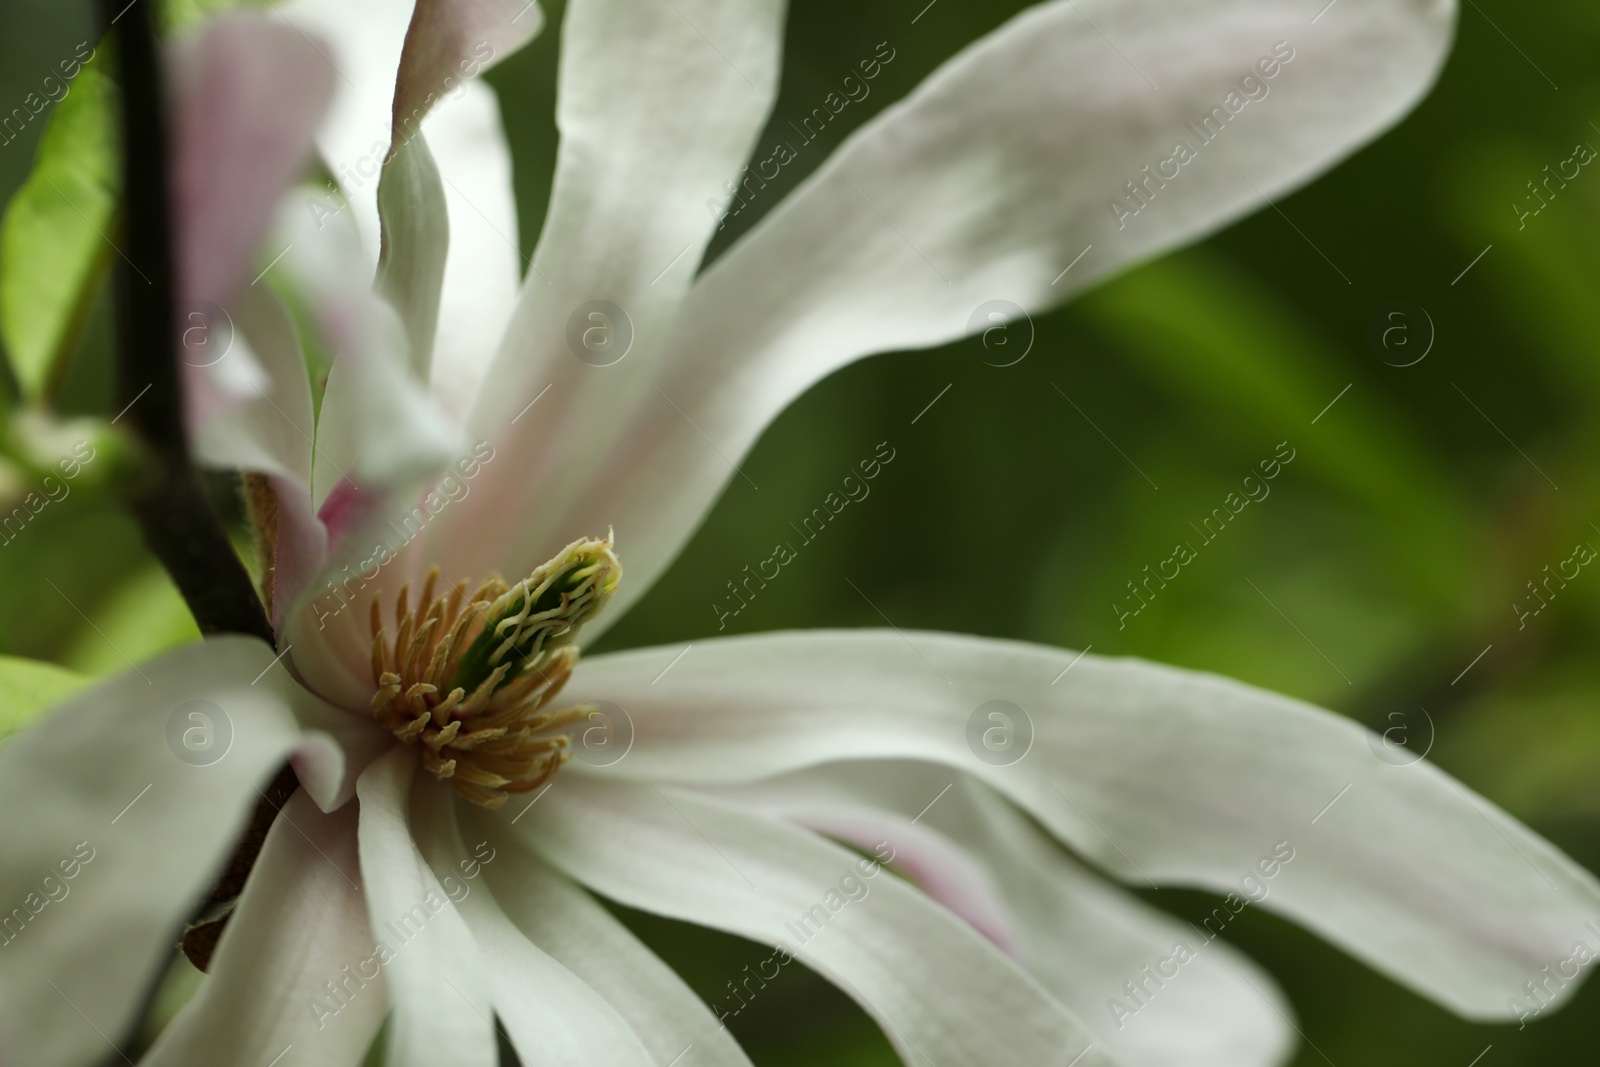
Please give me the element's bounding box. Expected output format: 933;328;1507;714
5;0;1600;1063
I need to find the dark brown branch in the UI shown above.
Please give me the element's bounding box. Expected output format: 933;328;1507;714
96;0;301;1022
101;0;273;645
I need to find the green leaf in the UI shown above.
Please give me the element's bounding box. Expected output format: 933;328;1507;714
0;654;87;743
0;1;277;404
59;563;200;677
0;54;118;403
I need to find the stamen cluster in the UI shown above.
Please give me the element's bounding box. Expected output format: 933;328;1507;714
367;536;620;807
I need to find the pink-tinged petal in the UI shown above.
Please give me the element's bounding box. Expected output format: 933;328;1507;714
515;776;1110;1066
179;341;271;436
761;800;1021;957
391;0;542;142
568;630;1600;1021
0;637;313;1067
269;470;329;636
141;790;384;1067
262;199;461;512
317;478;385;558
719;763;1292;1067
238;193;460;671
169;14;333;310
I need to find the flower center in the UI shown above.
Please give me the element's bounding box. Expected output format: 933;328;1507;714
367;535;620;808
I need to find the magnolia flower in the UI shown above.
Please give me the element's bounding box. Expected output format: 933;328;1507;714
5;1;1596;1066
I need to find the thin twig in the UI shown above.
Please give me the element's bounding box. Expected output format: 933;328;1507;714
103;0;274;644
96;8;299;1059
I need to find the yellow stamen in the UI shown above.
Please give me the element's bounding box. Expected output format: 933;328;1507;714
365;535;620;807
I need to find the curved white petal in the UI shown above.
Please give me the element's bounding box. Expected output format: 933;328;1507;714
275;0;418;269
375;134;450;378
255;196;461;687
170;13;334;310
426;0;786;586
287;685;392;813
169;13;332;435
191;283;314;485
722;762;1292;1067
412;796;655;1066
726;773;1022;956
265;471;330;637
356;751;496;1067
391;0;543;138
269;197;461;511
280;0;540;276
467;810;756;1067
0;637;320;1067
421;81;521;422
513;776;1110;1066
566;630;1600;1021
142;790;383;1067
529;0;1457;621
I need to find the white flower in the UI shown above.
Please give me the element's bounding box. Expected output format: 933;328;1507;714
6;2;1595;1067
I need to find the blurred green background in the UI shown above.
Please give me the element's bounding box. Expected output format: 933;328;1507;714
6;0;1600;1063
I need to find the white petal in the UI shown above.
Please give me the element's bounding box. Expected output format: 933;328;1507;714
264;471;329;637
424;0;786;586
421;81;522;423
533;0;1457;621
467;810;756;1067
274;0;417;270
375;134;450;378
413;797;655;1066
0;637;320;1067
269;198;461;511
190;283;314;485
142;790;382;1067
286;684;391;813
513;776;1109;1066
391;0;543;137
170;13;334;309
724;762;1292;1067
279;0;540;277
567;630;1600;1020
172;10;335;456
355;751;496;1067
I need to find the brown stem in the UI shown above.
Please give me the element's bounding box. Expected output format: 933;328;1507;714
102;0;273;645
97;0;300;1030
